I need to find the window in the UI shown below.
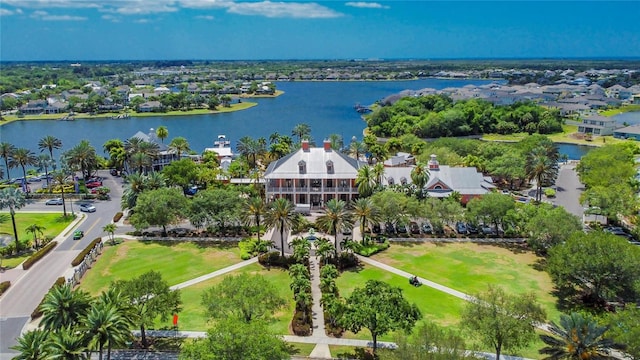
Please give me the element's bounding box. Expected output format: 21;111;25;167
388;177;394;185
400;177;407;185
326;160;334;173
298;160;306;174
434;185;443;190
298;179;306;188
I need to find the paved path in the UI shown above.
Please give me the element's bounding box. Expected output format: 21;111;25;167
308;256;330;358
170;257;258;290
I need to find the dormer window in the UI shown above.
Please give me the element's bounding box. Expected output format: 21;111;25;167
298;160;306;174
388;177;394;185
326;160;334;174
400;177;407;185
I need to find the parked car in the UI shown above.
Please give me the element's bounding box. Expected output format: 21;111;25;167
73;230;84;240
384;222;395;235
455;222;467;234
396;223;408;234
85;181;103;189
481;224;497;236
45;198;63;205
184;186;198;196
168;228;189;237
421;222;433;234
79;204;96;213
409;222;421;234
342;227;352;235
466;223;479;234
372;224;381;234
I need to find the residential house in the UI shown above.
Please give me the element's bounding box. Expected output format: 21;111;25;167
126;129;179;172
614;125;640;141
577;114;617;136
264;140;365;208
138;101;163;113
382;154;495;204
204;135;235;171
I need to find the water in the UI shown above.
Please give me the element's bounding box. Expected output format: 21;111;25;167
555;143;592;160
613;111;640;126
0;79;500;154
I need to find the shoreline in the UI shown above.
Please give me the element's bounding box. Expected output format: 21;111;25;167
0;90;283;126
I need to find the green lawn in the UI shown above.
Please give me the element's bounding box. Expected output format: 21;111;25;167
0;213;74;268
599;104;640;116
78;240;243;295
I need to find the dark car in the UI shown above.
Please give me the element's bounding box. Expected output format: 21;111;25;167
409;222;421;234
481;224;497;236
384;222;395;235
372;224;381;234
73;230;84;240
184;186;198;196
421;222;433;234
455;222;467;235
396;223;408;234
168;228;190;237
466;223;479;234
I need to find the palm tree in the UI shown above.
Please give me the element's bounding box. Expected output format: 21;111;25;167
349;137;366;161
539;312;626;360
51;170;69;216
156;126;169;144
25;223;46;249
46;326;88;360
64;140;97;179
372;162;386;188
526;146;558;202
410;162;430;199
316;199;353;258
356;165;376;197
314;237;335;265
40;284;91;331
0;142;16;180
83;302;133;360
241;196;266;242
38;135;63;162
294;291;313;323
291;123;311;143
9;148;38;188
263;198;298;257
103;223;117;245
168;136;190;159
38;154;54;190
0;187;26;253
144;171;165;190
352;198;381;244
121;173;145;210
10;329;50;360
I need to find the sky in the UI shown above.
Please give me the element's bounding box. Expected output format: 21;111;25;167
1;1;639;61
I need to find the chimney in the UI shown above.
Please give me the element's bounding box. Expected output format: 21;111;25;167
323;139;332;151
302;139;310;151
428;154;439;171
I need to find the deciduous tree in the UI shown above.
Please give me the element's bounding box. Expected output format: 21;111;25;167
129;187;188;236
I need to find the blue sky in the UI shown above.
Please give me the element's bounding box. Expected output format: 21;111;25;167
1;1;639;61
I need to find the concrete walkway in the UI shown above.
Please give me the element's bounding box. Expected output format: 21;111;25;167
307;255;330;358
170;257;258;290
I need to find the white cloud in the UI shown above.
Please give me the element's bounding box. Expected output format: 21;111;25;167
102;14;121;22
0;8;14;16
30;10;87;21
2;0;101;9
16;8;23;14
134;18;151;23
195;15;215;20
227;1;343;18
345;2;389;9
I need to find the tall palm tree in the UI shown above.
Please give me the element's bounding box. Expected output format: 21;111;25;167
349;137;366;161
10;329;50;360
40;284;91;331
0;187;26;252
526;146;558;202
83;302;133;360
51;170;69;216
64;140;97;179
102;223;117;245
539;312;626;360
9;148;38;188
263;198;298;257
46;326;88;360
137;141;160;170
241;196;266;242
0;142;16;180
121;173;145;210
25;223;46;249
168;136;190;159
356;165;376;197
37;154;53;190
352;198;381;244
144;171;165;190
155;126;169;144
38;135;63;162
291;123;311;144
372;162;386;188
316;198;354;258
410;162;430;199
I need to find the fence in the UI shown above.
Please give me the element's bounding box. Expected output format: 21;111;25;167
67;241;104;287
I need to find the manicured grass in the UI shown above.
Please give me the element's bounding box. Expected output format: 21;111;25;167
0;212;74;243
372;242;561;321
288;342;316;357
481;124;630;147
78;240;243;295
600;104;640;116
154;263;295;335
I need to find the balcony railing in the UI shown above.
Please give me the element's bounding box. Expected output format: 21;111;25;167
267;186;358;193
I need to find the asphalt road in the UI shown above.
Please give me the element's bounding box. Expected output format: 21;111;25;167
548;163;585;218
0;170;124;358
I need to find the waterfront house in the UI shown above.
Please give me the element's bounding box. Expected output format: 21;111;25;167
204;135;235;171
577;114;617;136
614;125;640;141
264;140;365;209
126;129;179;173
138;101;163;113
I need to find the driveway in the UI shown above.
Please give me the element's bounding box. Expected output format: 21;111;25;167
550;163;585;218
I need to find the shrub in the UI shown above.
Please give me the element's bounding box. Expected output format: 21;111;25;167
258;251;296;269
71;237;103;267
0;281;10;296
544;188;556;197
355;241;390;257
291;309;312;336
239;238;259;260
31;277;66;320
22;241;58;270
113;212;123;223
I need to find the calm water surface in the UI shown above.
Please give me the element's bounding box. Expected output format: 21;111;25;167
0;78;592;160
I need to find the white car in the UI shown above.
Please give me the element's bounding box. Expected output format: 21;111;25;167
45;198;63;205
79;204;96;213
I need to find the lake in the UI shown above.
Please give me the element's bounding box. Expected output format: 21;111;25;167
0;78;592;161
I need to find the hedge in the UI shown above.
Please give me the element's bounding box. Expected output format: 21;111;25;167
258;251;297;269
71;237;103;267
0;281;10;296
22;241;58;270
355;241;390;257
31;277;66;320
113;212;123;223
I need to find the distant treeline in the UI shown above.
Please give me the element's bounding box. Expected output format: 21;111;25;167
365;95;564;138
